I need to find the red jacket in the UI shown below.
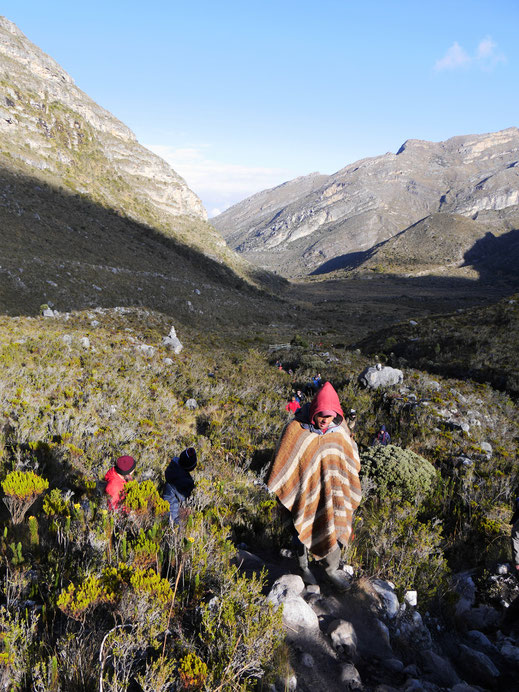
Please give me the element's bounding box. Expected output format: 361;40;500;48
286;400;301;413
104;467;128;510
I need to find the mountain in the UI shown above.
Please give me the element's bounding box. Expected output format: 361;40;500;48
211;128;519;278
0;16;285;322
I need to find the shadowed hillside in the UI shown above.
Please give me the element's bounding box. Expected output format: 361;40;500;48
355;293;519;395
0;164;287;326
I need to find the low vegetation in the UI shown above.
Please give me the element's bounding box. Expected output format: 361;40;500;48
0;306;517;689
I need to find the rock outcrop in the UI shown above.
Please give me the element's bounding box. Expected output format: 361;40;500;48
212;128;519;278
0;16;205;221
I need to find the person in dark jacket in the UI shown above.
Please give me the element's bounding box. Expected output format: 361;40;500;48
104;455;136;510
163;447;197;524
372;424;391;446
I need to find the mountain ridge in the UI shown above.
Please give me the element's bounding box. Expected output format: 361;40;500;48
212;127;519;278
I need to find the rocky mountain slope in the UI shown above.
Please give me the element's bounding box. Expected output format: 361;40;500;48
212;128;519;278
0;16;285;320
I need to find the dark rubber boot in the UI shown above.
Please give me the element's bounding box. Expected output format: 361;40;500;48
297;549;318;585
323;547;351;592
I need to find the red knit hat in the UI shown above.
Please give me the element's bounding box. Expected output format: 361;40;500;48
115;455;136;476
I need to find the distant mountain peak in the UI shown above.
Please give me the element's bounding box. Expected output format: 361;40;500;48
212;128;519;279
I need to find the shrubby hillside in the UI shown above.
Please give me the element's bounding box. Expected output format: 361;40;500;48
0;307;517;689
356;293;519;395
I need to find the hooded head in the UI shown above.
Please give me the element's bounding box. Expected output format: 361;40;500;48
179;447;197;471
308;382;344;428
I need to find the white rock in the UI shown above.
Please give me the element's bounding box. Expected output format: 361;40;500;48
163;357;173;365
162;325;183;354
480;442;493;455
409;320;418;326
42;308;54;317
137;344;155;357
343;564;354;576
267;575;305;607
80;337;90;349
405;590;418;607
358;365;404;389
62;335;72;345
90;320;100;327
282;596;319;630
185;398;198;410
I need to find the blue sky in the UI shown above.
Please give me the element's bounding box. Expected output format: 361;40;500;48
2;1;518;215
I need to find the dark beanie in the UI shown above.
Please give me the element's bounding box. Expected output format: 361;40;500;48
179;447;197;471
115;455;136;476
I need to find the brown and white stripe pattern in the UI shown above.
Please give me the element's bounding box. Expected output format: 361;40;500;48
267;420;362;559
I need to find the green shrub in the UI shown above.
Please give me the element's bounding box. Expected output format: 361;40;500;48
360;444;437;501
2;471;49;524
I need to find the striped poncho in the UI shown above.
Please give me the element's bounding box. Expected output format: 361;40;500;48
267;419;362;559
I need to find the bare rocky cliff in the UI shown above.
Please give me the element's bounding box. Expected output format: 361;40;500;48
0;17;243;258
212;128;519;278
0;16;285;320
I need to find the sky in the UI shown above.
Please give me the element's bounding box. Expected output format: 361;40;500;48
1;1;518;216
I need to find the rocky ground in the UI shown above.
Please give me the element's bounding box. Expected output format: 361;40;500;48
236;547;519;692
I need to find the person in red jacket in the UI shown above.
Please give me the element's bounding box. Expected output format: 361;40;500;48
285;395;301;414
104;455;136;510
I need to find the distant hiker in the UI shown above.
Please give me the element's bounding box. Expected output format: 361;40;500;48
285;395;301;414
267;382;361;591
295;389;304;403
346;409;357;435
372;424;391;446
312;373;322;390
163;447;197;525
104;455;136;510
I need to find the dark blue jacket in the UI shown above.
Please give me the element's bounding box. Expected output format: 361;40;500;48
165;457;195;497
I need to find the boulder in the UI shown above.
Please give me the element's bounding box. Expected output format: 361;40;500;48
466;630;498;655
358;365;404;389
267;575;305;607
456;644;500;686
327;619;358;658
281;596;319;631
340;662;362;689
419;649;460;687
163;325;183;354
185;398;198;410
457;605;500;631
372;579;400;619
499;641;519;666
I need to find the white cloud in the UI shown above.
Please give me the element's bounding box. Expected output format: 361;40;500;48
434;42;471;71
146;144;293;216
476;36;507;69
434;37;506;72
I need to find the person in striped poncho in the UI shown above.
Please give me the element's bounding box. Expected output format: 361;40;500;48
267;382;362;590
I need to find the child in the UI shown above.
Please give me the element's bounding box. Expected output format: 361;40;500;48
163;447;197;524
104;455;136;510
